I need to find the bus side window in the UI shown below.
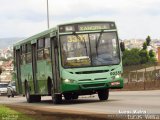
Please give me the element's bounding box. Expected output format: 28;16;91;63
13;48;16;66
21;54;26;65
37;38;44;60
26;43;32;63
20;44;26;65
44;38;50;59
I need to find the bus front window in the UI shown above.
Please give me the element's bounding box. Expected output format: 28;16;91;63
60;32;120;68
60;34;91;67
90;32;120;66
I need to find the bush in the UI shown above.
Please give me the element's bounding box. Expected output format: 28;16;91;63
139;49;149;64
122;48;156;66
122;48;141;66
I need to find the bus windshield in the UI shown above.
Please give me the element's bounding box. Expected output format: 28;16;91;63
60;32;120;68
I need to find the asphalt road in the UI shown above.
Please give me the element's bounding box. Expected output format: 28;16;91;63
0;90;160;114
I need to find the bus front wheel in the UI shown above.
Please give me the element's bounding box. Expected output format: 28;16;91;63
63;93;79;100
52;94;62;104
64;93;72;100
72;93;78;99
51;87;62;104
98;89;109;101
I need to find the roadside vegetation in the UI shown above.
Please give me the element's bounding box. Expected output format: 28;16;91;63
120;36;157;67
0;105;33;120
0;104;103;120
120;36;158;79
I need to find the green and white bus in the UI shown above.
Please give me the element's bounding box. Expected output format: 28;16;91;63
13;21;123;104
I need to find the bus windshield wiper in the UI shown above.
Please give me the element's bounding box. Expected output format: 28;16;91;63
73;32;88;56
95;30;104;56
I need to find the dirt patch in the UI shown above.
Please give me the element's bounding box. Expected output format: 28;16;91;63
6;105;113;120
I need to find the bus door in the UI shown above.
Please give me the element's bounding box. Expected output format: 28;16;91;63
32;43;38;93
15;49;22;94
51;37;60;93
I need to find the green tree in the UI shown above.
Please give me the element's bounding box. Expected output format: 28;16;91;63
149;50;155;58
149;50;156;63
146;36;151;46
122;48;141;66
139;50;149;64
120;42;125;52
142;42;147;50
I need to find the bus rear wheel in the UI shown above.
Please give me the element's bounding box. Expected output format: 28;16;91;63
25;83;32;103
25;83;41;103
33;95;41;102
98;89;109;101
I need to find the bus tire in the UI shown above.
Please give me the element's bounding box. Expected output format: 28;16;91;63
64;93;72;100
72;93;78;99
52;94;62;104
98;89;109;101
25;83;33;103
25;83;41;103
11;93;14;98
51;87;62;104
33;95;41;102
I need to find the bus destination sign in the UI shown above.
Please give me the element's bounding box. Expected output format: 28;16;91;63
78;23;115;31
59;22;116;33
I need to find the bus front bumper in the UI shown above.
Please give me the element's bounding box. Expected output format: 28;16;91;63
61;78;124;93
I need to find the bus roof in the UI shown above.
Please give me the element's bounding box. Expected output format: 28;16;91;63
59;20;115;26
13;27;57;47
13;20;115;47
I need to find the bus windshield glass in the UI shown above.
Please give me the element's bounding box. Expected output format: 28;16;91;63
60;32;120;67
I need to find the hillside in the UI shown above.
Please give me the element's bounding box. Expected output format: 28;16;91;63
0;37;25;49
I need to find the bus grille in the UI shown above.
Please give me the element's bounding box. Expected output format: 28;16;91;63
75;70;109;74
78;78;107;82
78;79;91;82
94;78;107;80
82;83;105;88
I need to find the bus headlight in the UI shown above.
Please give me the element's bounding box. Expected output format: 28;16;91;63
115;74;121;79
64;79;70;83
63;79;75;83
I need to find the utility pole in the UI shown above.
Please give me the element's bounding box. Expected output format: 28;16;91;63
47;0;50;29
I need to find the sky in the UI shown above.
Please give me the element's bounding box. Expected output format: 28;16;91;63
0;0;160;39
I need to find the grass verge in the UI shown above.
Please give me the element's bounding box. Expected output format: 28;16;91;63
0;104;33;120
